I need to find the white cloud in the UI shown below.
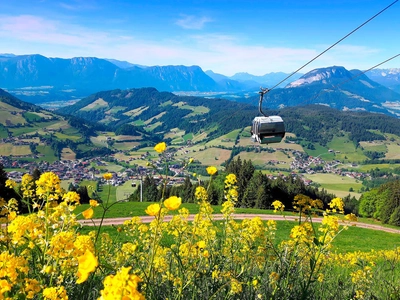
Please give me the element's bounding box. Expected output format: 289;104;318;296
0;14;386;76
175;15;212;30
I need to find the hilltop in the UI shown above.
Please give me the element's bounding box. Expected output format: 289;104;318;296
0;88;110;161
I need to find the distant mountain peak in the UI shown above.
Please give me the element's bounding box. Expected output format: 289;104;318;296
286;66;351;88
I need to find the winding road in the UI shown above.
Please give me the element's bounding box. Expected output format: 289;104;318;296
79;214;400;234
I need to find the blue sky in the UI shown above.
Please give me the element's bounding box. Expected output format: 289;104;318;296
0;0;399;76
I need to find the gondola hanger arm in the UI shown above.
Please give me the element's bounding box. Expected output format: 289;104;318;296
258;87;270;117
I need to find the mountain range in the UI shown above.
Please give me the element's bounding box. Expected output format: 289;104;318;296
244;66;400;117
1;54;400;118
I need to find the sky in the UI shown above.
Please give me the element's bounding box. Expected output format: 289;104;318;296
0;0;399;76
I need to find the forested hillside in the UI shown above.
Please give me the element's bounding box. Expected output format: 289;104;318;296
58;87;400;148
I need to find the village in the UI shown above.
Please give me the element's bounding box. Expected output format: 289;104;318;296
1;144;370;193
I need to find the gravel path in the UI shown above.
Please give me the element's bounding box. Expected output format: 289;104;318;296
79;214;400;234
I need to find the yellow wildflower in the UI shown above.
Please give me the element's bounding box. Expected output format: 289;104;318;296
62;191;80;205
35;172;62;200
76;250;99;284
272;200;285;212
103;173;113;180
89;200;99;207
164;196;182;211
99;267;144;300
0;279;11;295
345;213;358;222
145;203;161;216
154;142;167;153
206;166;218;175
329;197;344;213
42;286;68;300
224;173;237;186
5;179;17;188
82;208;94;219
195;186;208;202
196;240;206;249
24;278;41;299
230;278;242;294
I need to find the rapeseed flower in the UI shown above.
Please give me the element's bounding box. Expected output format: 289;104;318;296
145;203;161;216
99;267;144;300
164;196;182;211
103;173;113;180
329;197;344;213
206;166;218;175
35;172;62;200
76;250;98;284
154;142;167;153
272;200;285;212
89;199;99;207
82;208;94;219
42;286;68;300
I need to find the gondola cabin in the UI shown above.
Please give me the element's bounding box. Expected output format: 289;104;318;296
251;116;285;144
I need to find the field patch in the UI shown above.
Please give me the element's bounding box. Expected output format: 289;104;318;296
385;143;400;159
106;106;127;115
61;147;76;160
328;136;357;153
0;143;31;156
0;101;23;112
123;106;148;117
359;141;387;152
303;173;362;198
36;145;58;162
80;98;108;111
144;112;166;125
116;180;135;201
144;121;162;131
234;151;292;169
159;100;173;107
113;141;141;151
179;147;231;166
0;111;27;126
206;129;242;148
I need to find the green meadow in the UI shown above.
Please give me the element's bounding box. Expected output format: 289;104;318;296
74;201;400;253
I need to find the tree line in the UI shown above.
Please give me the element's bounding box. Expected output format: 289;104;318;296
129;157;359;215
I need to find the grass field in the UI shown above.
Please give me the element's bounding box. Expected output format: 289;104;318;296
105;106;126;115
180;147;231;166
0;111;26;126
61;147;76;160
385;143;400;159
205;129;242;148
113;141;141;151
233;151;292;169
116;180;137;201
23;112;44;122
74;201;400;253
35;145;58;162
359;141;387;152
303;173;362;198
0;127;8;138
349;163;398;173
144;112;166;125
0;143;31;156
80;98;108;111
123;106;148;117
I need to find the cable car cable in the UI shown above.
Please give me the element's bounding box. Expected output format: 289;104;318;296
268;0;399;92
